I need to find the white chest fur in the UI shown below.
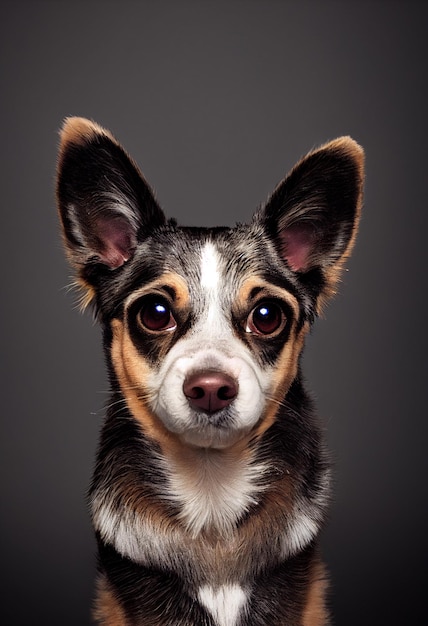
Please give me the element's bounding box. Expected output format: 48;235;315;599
198;584;248;626
161;447;267;537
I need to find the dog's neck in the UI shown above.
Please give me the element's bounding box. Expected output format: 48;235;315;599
156;441;269;538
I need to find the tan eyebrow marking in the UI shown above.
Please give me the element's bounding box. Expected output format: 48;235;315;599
124;272;190;310
236;277;300;319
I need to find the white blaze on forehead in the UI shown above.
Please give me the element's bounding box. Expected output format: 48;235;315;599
198;584;248;626
200;241;221;291
198;241;226;331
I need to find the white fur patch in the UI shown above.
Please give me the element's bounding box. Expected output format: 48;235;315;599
284;506;319;555
200;241;221;291
281;467;332;557
92;495;183;571
161;447;267;537
199;241;226;333
198;584;248;626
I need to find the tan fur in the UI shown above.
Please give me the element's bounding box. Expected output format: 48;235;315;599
59;117;114;149
235;277;301;320
254;319;309;442
315;138;364;312
126;272;190;310
302;562;330;626
110;317;175;447
93;576;127;626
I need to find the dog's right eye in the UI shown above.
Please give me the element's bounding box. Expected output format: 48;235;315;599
137;297;177;332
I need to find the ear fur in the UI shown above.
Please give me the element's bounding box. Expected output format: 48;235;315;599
256;136;364;303
56;117;166;306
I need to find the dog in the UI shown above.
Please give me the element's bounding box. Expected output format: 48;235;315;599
56;117;364;626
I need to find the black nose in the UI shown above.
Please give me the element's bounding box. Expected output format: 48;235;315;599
183;370;238;414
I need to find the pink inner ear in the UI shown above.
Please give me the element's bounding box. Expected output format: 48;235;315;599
94;216;135;269
279;224;315;272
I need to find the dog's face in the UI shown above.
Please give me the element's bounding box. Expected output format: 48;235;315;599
57;118;364;450
107;231;307;449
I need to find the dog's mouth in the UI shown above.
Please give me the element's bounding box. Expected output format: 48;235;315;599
156;394;242;449
176;417;245;449
190;405;236;429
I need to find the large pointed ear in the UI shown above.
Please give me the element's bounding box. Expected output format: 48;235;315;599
56;117;166;283
255;136;364;301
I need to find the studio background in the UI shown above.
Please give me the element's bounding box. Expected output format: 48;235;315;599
1;1;427;624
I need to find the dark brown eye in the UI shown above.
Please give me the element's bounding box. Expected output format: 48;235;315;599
247;301;285;335
138;298;176;332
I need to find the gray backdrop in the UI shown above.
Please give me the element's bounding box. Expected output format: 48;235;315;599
1;1;427;624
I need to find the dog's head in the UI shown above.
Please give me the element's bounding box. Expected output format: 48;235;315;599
57;118;364;450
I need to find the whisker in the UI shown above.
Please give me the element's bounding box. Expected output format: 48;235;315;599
265;395;288;409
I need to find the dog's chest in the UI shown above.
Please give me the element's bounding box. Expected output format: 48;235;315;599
92;447;269;578
160;447;267;537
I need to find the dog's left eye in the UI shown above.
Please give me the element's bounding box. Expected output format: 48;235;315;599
137;298;177;332
246;301;286;336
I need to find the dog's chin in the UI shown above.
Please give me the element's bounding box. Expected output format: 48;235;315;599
155;405;255;450
178;424;250;450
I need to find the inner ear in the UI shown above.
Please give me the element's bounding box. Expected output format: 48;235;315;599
277;223;318;272
93;215;136;269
